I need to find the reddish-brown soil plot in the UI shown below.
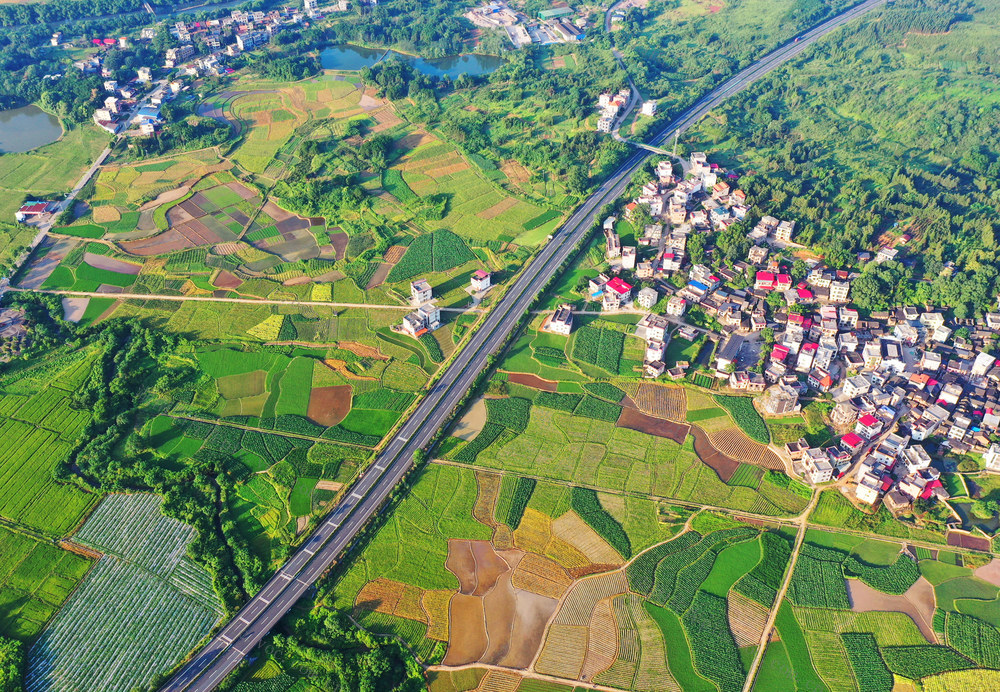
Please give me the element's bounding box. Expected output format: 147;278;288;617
83;253;141;275
847;576;936;643
948;531;991;552
446;540;478;595
502;589;559;668
504;372;558;392
329;232;349;260
307;385;352;427
122;229;194;255
616;407;689;444
690;425;741;482
227;181;258;200
366;263;392;290
471;540;510;596
975;559;1000;587
213;270;243;289
482;571;518;663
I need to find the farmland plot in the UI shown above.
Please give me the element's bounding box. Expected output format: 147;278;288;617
25;494;223;692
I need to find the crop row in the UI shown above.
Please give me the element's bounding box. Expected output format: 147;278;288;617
583;382;624;402
535;391;582;412
844;554;919;595
682;591;746;692
504;476;535;530
574;396;621;422
787;553;851;609
714;395;770;444
626;531;703;595
572;327;624;373
881;644;975;680
841;632;893;692
946;612;1000;668
387;230;475;282
485;397;532;432
353;389;414;412
733;531;791;607
647;527;758;607
454;423;506;463
570;486;631;559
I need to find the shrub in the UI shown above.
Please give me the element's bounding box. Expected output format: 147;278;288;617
485;397;531;432
682;591;746;692
535;391;582;412
841;633;893;692
714;395;770;443
381;169;417;204
844;554;919;595
505;477;535;529
881;645;975;679
574;395;621;422
570;486;631;559
584;382;625;402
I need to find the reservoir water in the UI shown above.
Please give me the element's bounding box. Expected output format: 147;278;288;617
0;105;62;154
320;44;505;78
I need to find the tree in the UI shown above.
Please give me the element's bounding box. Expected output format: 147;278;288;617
972;499;999;520
0;636;23;692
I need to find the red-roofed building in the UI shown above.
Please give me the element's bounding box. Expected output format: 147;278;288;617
807;368;833;392
840;432;864;453
919;479;942;500
796;288;813;301
755;271;775;290
471;269;491;292
770;344;790;363
103;38;116;45
15;202;52;222
855;414;883;440
603;277;633;310
775;274;792;290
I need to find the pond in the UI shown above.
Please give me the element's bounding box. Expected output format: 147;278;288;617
950;500;1000;535
0;105;62;154
320;44;505;78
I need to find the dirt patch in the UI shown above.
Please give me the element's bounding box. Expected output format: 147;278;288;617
322;358;377;381
366;262;392;290
394;131;434;152
426;161;471;178
975;559;1000;587
444;594;488;665
96;284;125;294
329;232;349;260
315;480;343;492
502;588;559;668
478;197;520;220
384;245;407;264
616;406;690;444
446;540;478;595
500;160;531;185
83;253;142;275
307;384;352;427
548;56;567;70
690;425;740;482
505;372;558;392
481;571;518;664
471;540;509;596
847;576;936;643
61;297;89;322
948;531;992;552
453;398;488;442
139;184;195;212
339;342;389;360
213;270;243;289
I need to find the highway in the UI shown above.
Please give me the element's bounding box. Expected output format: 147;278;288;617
162;2;885;689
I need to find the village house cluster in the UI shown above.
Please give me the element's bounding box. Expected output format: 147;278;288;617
596;88;632;133
397;271;492;338
465;2;586;48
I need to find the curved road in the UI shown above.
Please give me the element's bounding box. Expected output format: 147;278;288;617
162;2;885;689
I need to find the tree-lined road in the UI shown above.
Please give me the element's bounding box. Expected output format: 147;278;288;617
162;2;886;689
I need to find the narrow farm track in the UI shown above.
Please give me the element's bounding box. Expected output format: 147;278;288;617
8;287;481;312
161;4;888;689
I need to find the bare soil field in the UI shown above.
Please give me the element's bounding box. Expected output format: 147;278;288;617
443;594;488;665
690;425;740;482
452;398;488;442
61;297;89;322
975;559;1000;587
948;531;991;552
384;245;407;264
847;576;936;643
505;372;558;392
213;270;243;289
83;252;141;275
709;428;784;469
315;480;343;491
307;384;352;426
366;262;392;289
478;198;520;220
616;407;689;444
328;232;349;260
340;341;389;360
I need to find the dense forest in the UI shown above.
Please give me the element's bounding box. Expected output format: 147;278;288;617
688;0;1000;316
325;0;477;58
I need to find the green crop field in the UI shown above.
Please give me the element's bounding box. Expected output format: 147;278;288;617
0;526;92;640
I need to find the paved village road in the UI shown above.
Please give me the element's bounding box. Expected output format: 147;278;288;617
162;2;887;689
